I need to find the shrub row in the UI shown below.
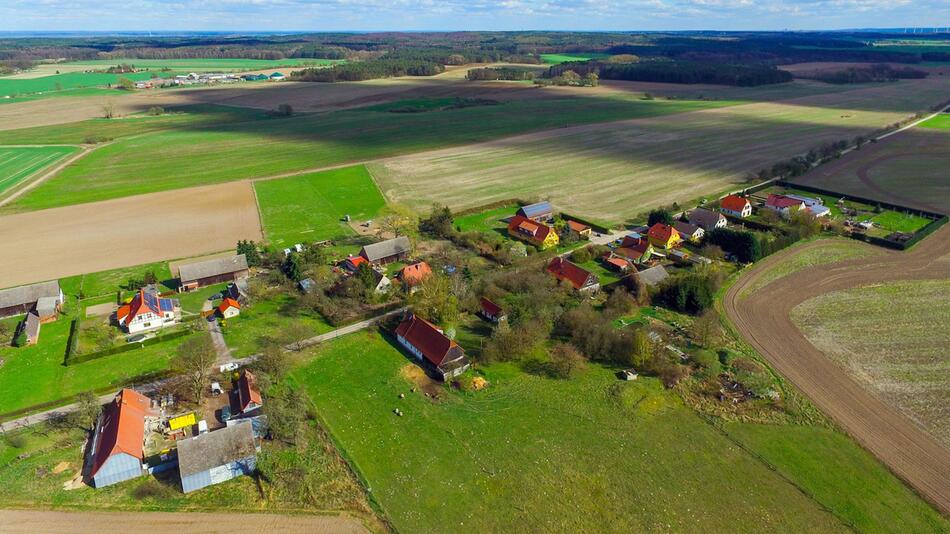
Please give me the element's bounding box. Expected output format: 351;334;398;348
65;329;191;366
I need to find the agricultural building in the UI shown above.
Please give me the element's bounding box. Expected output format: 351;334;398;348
547;257;600;293
360;236;411;265
673;221;705;244
688;208;727;231
87;389;153;488
646;223;682;250
0;280;63;319
517;201;554;222
178;254;249;292
19;312;41;345
218;297;241;319
479;297;507;323
237;370;263;415
395;314;471;380
720;195;752;218
178;422;258;494
507;215;559;249
116;288;181;334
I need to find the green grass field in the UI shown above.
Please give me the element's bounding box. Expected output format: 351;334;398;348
0;71;180;97
920;113;950;130
0;146;78;195
540;53;610;64
293;331;944;533
222;293;334;358
792;279;950;449
0;87;122;106
0;96;733;213
254;165;387;246
56;57;339;72
452;204;517;233
870;210;933;233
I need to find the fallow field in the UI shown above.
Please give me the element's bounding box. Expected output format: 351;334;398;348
0;146;77;195
792;279;950;448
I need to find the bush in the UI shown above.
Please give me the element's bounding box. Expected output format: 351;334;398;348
691;349;721;378
654;272;717;314
146;106;165;115
648;209;674;226
707;228;762;263
570;247;592;264
132;479;176;500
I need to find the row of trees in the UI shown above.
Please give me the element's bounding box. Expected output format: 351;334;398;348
545;60;793;87
292;58;444;82
795;63;928;84
466;67;537;81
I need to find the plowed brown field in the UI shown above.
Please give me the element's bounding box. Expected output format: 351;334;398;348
723;228;950;514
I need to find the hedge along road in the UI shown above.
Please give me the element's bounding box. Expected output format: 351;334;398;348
722;228;950;515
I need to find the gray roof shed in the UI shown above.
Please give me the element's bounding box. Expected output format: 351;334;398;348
0;280;62;309
178;255;248;282
361;236;410;263
177;422;256;478
636;265;670;287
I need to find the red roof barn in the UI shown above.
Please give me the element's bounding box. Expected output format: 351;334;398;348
395;314;470;380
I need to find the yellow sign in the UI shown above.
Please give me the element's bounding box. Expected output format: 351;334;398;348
168;412;197;430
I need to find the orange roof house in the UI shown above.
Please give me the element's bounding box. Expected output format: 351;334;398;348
237;370;263;414
218;297;241;318
400;261;432;287
566;220;592;237
720;194;752;218
547;257;600;292
507;215;559;250
116;288;181;334
88;389;153;488
646;223;681;249
341;255;369;272
395;314;471;380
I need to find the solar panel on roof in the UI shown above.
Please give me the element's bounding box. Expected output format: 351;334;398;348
144;293;158;310
159;299;175;312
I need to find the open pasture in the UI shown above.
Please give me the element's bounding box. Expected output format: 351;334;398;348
254;165;387;246
371;77;950;223
44;57;339;73
294;331;944;533
792;279;950;449
0;146;77;195
0;181;262;290
0;71;177;98
540;53;610;64
795;113;950;215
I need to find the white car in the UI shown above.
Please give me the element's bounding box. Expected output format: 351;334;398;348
219;362;239;373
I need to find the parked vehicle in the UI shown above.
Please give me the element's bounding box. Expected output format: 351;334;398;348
218;405;231;422
220;362;239;373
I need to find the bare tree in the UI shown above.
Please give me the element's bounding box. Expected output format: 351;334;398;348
70;390;102;431
691;309;723;348
101;102;115;119
172;334;217;402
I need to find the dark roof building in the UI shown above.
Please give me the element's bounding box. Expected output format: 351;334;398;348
20;312;41;345
0;280;63;319
547;257;600;292
673;221;705;242
395;314;470;380
516;201;554;222
178;255;249;292
635;265;670;287
178;422;258;494
360;236;411;265
688;208;727;231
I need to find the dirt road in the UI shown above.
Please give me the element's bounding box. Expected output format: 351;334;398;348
723;227;950;514
0;509;369;533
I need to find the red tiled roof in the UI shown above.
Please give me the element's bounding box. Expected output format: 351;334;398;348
118;290;158;325
508;215;553;245
647;223;678;243
90;389;151;477
238;370;263;412
343;256;368;270
720;194;749;212
621;237;652;254
547;257;595;290
401;262;432;286
567;220;589;232
605;256;631;270
480;297;502;316
766;194;804;209
395;314;463;367
218;297;241;313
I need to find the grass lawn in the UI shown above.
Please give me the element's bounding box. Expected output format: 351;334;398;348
870;210;933;233
0;71;184;98
254;165;387;247
576;258;623;285
540;53;610;64
222;293;334;358
0;146;78;195
453;205;516;234
57;57;340;72
0;87;121;106
920;113;950;130
291;331;942;532
59;260;175;300
1;96;733;212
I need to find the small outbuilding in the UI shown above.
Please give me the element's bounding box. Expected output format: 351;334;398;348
19;312;41;345
479;297;507;323
177;422;258;494
218;298;241;319
237;370;263;415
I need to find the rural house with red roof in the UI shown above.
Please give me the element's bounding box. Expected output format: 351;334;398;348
507;215;559;250
237;370;263;415
566;220;592;238
613;237;654;266
395;314;471;380
218;297;241;319
646;223;682;250
116;288;181;334
547;257;600;293
720;194;752;218
764;194;806;218
400;261;432;289
86;389;154;488
479;297;507;323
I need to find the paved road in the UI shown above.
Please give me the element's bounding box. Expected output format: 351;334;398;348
723;227;950;515
0;307;406;433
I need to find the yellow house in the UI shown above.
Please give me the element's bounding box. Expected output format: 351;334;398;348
647;223;681;249
508;215;560;250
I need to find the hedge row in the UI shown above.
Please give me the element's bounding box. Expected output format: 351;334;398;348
65;329;191;366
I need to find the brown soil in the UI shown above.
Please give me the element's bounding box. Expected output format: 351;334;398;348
0;509;369;533
399;364;442;398
723;227;950;515
0;181;262;290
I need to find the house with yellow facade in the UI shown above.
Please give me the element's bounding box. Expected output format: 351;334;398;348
508;215;559;250
646;223;682;249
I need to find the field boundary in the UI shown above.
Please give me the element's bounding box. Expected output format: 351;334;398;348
0;143;95;207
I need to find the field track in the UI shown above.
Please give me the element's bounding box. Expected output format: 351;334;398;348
0;181;262;290
723;228;950;514
0;509;368;533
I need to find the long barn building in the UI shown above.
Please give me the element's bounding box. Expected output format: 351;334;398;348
178;254;249;292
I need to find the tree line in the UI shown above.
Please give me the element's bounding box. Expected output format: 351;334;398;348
546;59;792;87
795;63;928;84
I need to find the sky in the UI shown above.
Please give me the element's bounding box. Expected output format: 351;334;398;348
2;0;948;32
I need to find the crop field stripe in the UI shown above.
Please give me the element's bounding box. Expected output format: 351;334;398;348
0;146;77;195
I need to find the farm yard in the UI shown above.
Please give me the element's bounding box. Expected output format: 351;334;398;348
294;331;944;533
254;165;388;247
0;181;262;289
792;279;950;448
0;146;77;195
795;112;950;215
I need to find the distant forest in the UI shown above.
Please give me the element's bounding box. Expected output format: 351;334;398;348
1;31;948;82
545;59;793;87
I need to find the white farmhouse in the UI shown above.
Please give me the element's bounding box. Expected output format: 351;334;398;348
116;288;181;334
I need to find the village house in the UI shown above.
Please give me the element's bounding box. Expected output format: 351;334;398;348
0;280;63;320
508;215;559;249
236;370;263;416
178;254;249;292
547;257;600;293
395;314;471;380
647;223;682;250
400;261;432;289
673;221;705;244
720;194;753;218
566;220;592;238
479;297;507;323
116;288;181;334
516;201;554;222
764;194;806;218
18;312;41;345
178;422;258;494
688;208;727;231
341;255;369;272
614;237;654;266
785;194;831;217
603;254;633;273
86;389;153;488
218;298;241;319
360;236;411;265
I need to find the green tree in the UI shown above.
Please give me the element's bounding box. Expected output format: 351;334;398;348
70;391;102;431
420;204;454;238
648;209;674;227
117;77;134;90
237;240;262;267
408;272;459;326
172;334;217;403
